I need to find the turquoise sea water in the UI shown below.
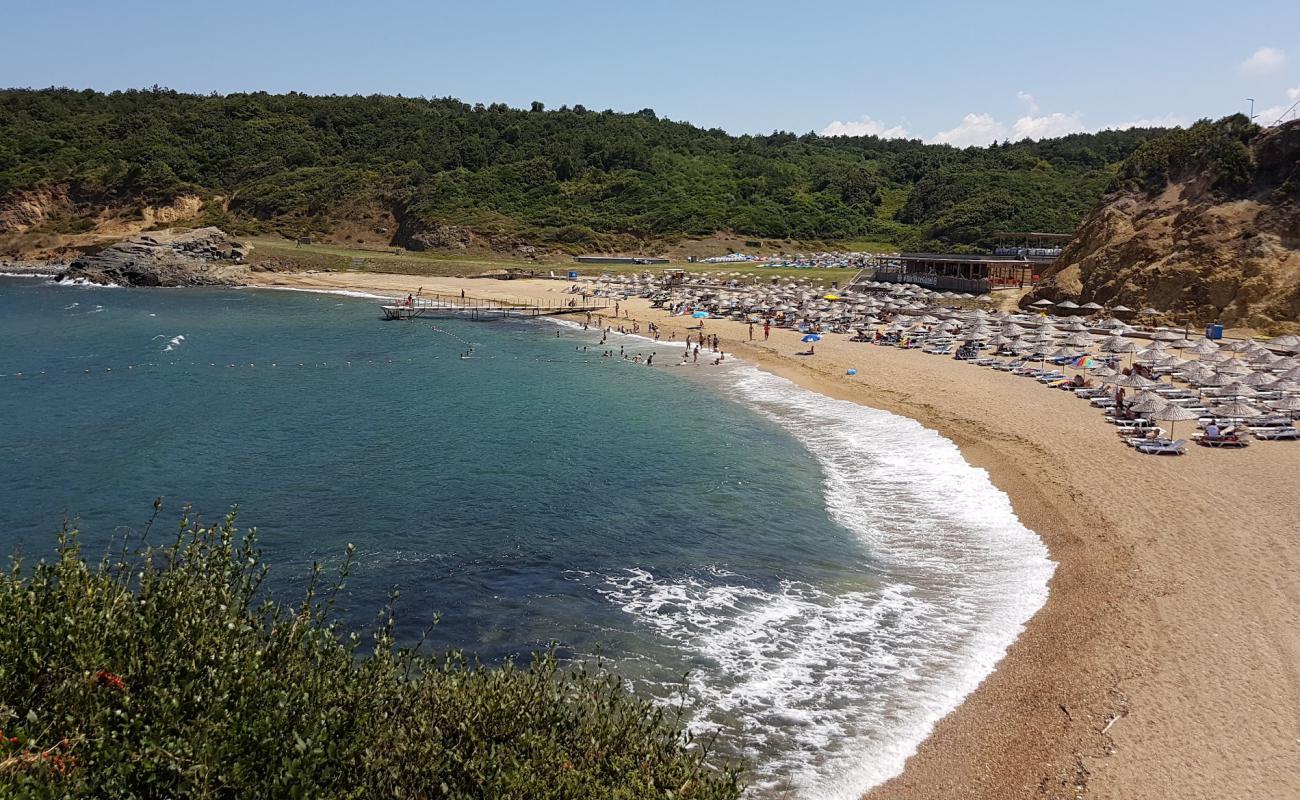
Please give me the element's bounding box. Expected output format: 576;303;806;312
0;277;1053;799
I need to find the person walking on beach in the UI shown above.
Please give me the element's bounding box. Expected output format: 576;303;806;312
763;320;771;341
460;288;465;299
748;322;754;341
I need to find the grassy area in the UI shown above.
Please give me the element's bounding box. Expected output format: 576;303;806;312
248;237;864;285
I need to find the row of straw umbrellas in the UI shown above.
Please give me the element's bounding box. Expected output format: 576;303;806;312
582;273;1300;444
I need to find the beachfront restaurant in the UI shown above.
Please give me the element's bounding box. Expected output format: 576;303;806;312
866;253;1036;294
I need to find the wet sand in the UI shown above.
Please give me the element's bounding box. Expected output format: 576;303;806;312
249;271;1300;799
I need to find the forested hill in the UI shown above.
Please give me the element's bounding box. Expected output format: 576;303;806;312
0;88;1170;254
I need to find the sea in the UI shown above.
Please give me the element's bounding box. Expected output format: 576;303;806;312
0;276;1054;799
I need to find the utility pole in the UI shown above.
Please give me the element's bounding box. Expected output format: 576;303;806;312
1247;98;1257;121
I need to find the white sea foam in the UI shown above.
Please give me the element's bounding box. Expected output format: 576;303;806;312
591;362;1054;798
55;277;122;288
0;271;50;279
162;335;186;352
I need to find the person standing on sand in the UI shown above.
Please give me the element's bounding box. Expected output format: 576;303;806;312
460;289;465;299
749;322;754;341
763;320;771;341
615;301;620;316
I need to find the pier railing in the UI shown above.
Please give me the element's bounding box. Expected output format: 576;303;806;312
381;292;611;320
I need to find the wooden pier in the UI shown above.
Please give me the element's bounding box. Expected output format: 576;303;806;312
380;293;609;321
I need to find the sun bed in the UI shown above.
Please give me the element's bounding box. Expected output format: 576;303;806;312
1118;425;1167;439
1249;426;1300;441
1136;438;1187;455
1193;433;1250;448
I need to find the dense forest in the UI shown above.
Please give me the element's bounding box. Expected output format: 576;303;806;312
0;88;1173;252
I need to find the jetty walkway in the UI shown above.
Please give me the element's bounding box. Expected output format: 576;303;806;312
381;293;610;321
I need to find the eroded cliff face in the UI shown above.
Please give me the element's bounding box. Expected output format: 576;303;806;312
1027;120;1300;332
59;227;250;286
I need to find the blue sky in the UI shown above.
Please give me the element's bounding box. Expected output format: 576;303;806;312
3;0;1297;144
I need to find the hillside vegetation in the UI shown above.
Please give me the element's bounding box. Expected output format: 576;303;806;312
0;512;742;798
1027;116;1300;331
0;88;1167;256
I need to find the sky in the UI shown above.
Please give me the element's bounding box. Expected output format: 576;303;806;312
3;0;1298;145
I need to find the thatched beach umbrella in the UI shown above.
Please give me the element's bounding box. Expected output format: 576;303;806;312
1237;371;1277;387
1115;372;1163;390
1153;402;1200;439
1063;332;1096;348
1128;391;1168;414
1267;334;1300;354
1268;396;1300;416
1212;400;1262;420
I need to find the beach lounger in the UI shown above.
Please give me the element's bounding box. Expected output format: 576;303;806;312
1193;433;1249;448
1136;438;1186;455
1248;427;1300;440
1118;425;1167;439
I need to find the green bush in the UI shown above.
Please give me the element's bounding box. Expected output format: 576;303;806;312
0;89;1174;251
0;510;743;799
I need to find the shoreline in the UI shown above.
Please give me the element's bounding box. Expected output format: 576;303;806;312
212;273;1300;796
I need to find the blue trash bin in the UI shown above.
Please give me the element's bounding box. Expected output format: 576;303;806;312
1205;324;1224;340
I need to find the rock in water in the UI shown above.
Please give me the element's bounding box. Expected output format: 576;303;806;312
60;227;251;287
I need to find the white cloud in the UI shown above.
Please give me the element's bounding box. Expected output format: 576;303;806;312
1102;114;1187;130
1240;46;1286;75
925;109;1185;148
820;115;911;138
1257;105;1296;125
928;113;1007;147
1287;86;1300;101
1017;91;1039;114
1011;112;1086;140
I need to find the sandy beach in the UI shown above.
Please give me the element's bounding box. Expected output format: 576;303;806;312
249;271;1300;799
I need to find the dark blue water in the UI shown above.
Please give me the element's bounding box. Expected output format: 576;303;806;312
0;278;1052;798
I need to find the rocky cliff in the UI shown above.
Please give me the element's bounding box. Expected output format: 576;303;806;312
1025;117;1300;332
60;227;250;286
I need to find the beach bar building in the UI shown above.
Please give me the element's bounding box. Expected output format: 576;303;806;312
864;253;1031;293
863;232;1069;293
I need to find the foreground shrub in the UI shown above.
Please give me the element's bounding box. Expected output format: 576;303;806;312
0;509;742;799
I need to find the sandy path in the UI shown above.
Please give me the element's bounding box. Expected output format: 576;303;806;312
249;271;1300;799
